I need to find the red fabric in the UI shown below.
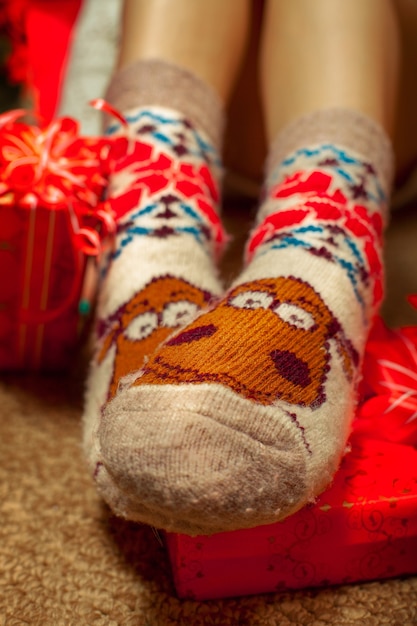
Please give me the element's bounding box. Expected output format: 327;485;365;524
25;0;82;121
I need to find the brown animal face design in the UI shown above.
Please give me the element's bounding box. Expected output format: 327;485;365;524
137;277;357;408
97;276;212;400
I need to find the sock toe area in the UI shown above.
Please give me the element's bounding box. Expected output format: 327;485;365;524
98;384;309;535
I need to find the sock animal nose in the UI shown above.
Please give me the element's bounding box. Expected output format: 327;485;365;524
270;349;311;388
167;323;218;345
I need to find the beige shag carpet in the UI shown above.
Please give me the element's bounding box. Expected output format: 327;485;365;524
1;200;417;626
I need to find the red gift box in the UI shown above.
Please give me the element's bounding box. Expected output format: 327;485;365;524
165;316;417;600
0;109;114;370
1;203;85;370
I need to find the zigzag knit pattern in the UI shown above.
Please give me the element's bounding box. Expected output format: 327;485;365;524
248;143;387;312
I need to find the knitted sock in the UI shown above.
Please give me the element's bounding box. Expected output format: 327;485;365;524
83;60;226;504
98;108;393;535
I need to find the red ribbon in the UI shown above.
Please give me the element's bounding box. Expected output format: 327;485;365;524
356;307;417;446
0;108;115;256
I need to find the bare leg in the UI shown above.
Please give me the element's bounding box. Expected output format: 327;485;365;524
222;0;417;191
260;0;400;140
118;0;250;103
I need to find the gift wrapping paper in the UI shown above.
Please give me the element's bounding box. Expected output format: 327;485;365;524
0;204;86;369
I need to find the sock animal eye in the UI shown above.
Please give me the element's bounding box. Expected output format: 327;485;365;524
229;290;274;310
162;300;200;327
124;311;159;340
273;303;316;330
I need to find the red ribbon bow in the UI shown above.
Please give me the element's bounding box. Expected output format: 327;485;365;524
0;108;115;255
356;300;417;447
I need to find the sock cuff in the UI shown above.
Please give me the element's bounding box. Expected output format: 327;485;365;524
266;107;395;197
104;58;225;151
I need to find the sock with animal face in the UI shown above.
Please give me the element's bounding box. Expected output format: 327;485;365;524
83;60;226;507
98;108;393;535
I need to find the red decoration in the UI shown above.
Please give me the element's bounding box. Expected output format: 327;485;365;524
166;313;417;600
1;0;83;120
0;108;114;370
25;0;83;122
356;312;417;447
0;109;115;245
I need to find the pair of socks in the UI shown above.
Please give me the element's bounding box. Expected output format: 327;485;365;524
84;59;393;536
